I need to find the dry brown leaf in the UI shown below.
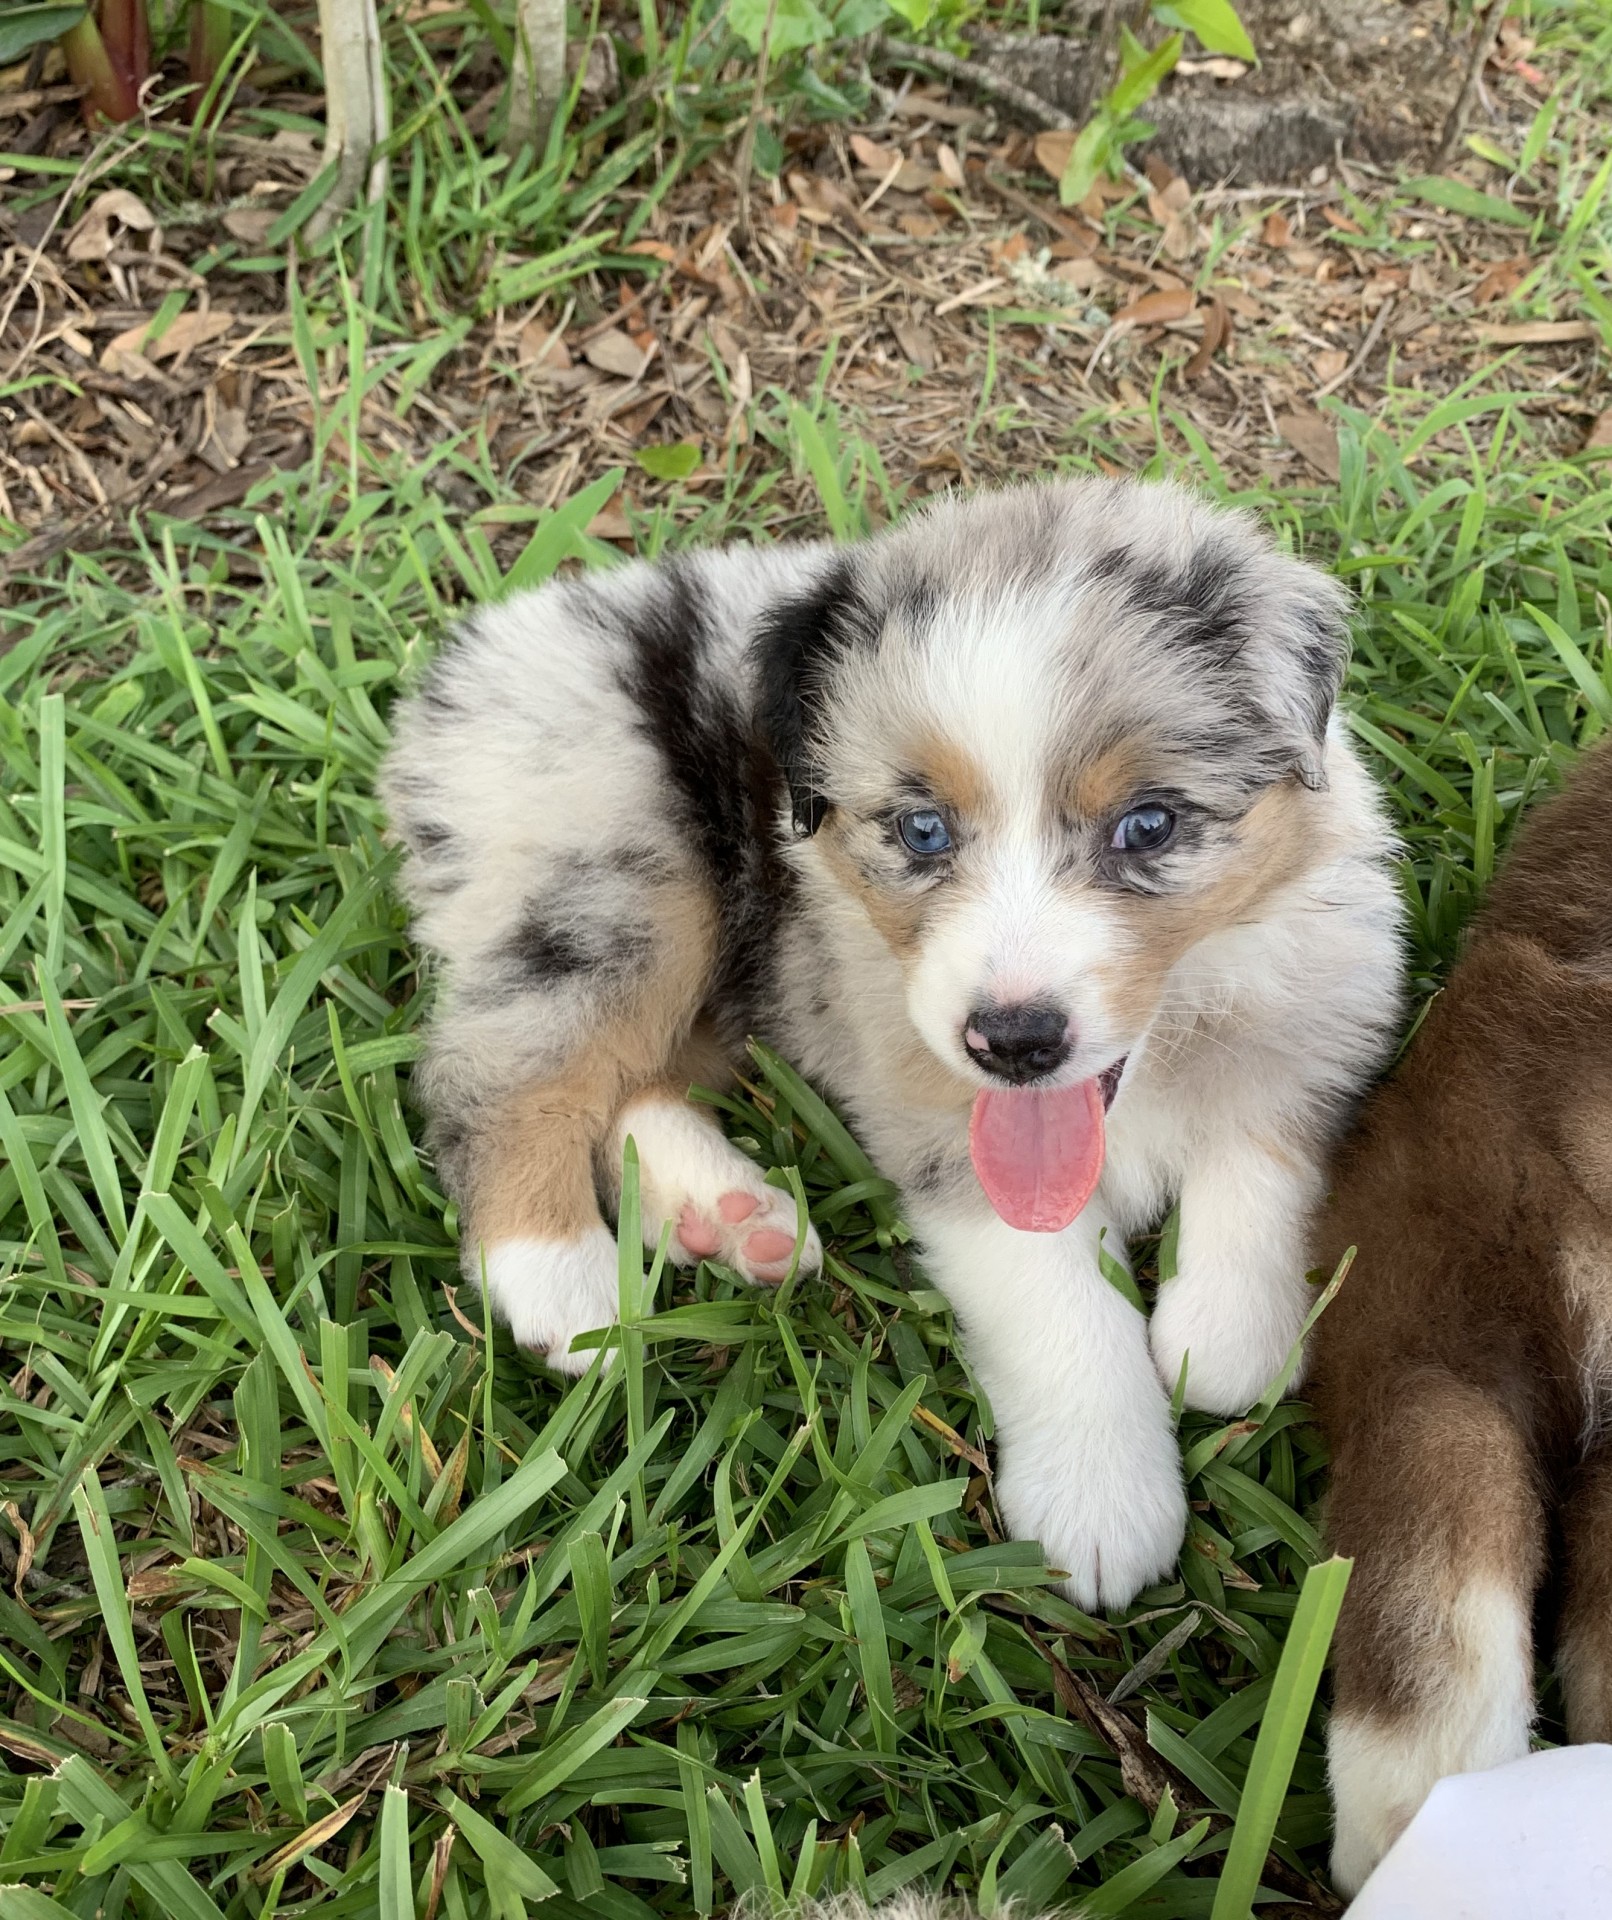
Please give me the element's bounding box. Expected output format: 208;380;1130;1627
1052;255;1106;293
1262;210;1292;248
892;320;937;370
936;142;965;190
988;232;1031;269
150;310;235;362
1033;129;1075;182
3;1500;34;1595
898;211;943;239
850;133;900;173
255;1791;368;1880
1321;207;1363;234
1113;287;1195;327
583;328;648;379
1185;297;1230;378
1476;319;1594;344
518;320;572;371
1311;346;1350;383
66;188;157;262
588;495;633;541
1160;209;1200;261
1585;409;1612;451
1278;408;1340;481
223;206;278;245
100;326;159;380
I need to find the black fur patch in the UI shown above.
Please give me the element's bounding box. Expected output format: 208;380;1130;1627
1103;539;1349;787
500;915;595;982
497;902;651;988
1112;538;1252;666
752;555;874;836
616;562;791;1040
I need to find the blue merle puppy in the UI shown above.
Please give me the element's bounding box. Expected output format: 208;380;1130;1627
380;477;1402;1610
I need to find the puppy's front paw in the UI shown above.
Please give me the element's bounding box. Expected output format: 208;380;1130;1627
480;1228;622;1375
1150;1268;1304;1415
996;1427;1187;1612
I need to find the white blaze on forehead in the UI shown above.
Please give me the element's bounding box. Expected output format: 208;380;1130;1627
821;580;1088;813
913;583;1080;786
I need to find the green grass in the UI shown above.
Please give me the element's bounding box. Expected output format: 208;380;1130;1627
1;329;1610;1918
0;7;1610;1908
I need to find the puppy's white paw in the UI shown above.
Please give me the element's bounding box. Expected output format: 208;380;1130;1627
615;1096;822;1285
995;1423;1188;1612
480;1229;621;1375
1150;1269;1303;1415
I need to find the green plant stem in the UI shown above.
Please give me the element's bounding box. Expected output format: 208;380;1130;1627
186;0;234;121
61;10;138;122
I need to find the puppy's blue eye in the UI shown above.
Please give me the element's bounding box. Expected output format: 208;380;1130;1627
897;808;951;856
1112;804;1176;853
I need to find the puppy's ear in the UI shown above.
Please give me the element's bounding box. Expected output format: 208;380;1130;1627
1265;565;1352;792
753;556;870;836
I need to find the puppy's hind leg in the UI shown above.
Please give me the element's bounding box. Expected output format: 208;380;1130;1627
430;875;722;1375
1325;1371;1543;1897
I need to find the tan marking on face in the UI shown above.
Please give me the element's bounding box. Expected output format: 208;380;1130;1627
1096;781;1324;1032
816;815;928;961
904;729;991;823
471;877;723;1247
1057;737;1156;824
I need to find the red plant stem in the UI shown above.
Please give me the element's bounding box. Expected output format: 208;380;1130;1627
61;12;139;124
96;0;151;106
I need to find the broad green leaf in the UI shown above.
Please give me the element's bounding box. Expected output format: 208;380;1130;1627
1154;0;1255;61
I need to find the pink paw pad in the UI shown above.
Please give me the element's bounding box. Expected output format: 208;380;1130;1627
718;1190;760;1224
677;1205;723;1259
743;1228;797;1270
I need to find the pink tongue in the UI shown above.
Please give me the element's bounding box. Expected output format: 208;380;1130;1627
969;1081;1106;1232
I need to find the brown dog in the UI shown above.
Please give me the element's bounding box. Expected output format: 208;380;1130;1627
1312;738;1612;1894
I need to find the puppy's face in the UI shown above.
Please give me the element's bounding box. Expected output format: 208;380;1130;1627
758;480;1350;1096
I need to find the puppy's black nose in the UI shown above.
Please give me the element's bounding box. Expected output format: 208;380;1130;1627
963;1003;1072;1083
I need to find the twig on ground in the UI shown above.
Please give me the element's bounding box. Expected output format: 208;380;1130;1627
1434;0;1508;168
1314;295;1396;398
875;34;1074;131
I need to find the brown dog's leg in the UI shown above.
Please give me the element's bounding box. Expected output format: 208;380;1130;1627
1559;1441;1612;1743
1325;1370;1544;1896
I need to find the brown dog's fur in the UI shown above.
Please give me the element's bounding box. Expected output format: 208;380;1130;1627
1311;738;1612;1893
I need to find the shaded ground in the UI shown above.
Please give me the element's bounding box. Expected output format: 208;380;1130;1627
2;7;1607;585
